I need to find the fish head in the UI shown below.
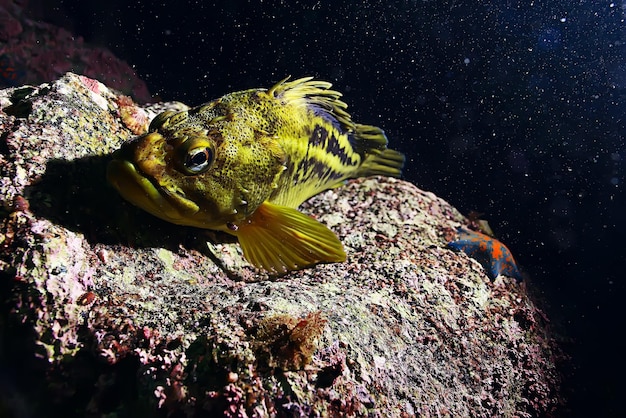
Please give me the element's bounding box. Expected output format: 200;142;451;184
107;106;286;230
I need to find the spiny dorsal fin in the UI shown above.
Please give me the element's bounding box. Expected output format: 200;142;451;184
267;77;405;176
267;76;356;132
351;125;405;177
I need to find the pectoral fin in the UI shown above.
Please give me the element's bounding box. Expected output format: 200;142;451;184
236;201;346;274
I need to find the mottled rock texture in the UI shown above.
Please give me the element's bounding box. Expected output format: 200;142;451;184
0;74;561;417
0;0;151;102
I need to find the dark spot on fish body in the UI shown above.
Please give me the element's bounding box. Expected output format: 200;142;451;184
320;166;344;184
283;158;294;172
309;125;358;166
329;133;357;166
283;160;307;188
295;157;345;186
309;125;327;148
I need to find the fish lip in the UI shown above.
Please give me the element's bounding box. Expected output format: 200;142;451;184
107;157;200;223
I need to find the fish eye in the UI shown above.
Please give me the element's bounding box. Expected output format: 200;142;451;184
184;146;214;174
179;138;215;175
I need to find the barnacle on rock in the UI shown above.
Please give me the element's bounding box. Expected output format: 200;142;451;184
116;95;149;135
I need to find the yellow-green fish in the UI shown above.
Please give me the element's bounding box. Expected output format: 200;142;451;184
107;77;405;273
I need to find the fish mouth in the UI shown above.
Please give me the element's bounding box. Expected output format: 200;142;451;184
107;156;201;225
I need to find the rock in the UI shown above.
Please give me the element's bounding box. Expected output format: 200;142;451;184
0;73;562;417
0;1;152;102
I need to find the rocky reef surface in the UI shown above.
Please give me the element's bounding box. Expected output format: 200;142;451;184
0;73;561;417
0;0;151;102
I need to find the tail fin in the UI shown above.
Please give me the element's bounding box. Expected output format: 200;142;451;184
351;124;389;153
357;148;405;178
352;124;405;178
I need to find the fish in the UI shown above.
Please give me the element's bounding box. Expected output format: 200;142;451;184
107;77;405;273
447;227;522;281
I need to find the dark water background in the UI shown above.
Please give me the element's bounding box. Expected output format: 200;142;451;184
40;1;626;416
